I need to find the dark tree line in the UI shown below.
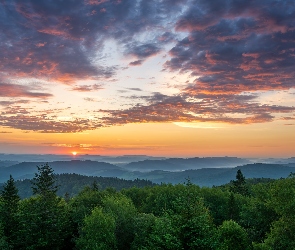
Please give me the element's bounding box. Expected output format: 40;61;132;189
3;173;155;199
1;164;295;249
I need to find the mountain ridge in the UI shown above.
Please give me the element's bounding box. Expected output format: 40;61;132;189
1;157;294;187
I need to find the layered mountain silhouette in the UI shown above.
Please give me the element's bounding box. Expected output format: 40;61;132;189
1;156;294;186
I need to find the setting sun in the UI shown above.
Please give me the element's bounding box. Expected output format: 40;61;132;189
72;152;77;156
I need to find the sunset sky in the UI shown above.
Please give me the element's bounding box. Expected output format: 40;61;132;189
0;0;294;157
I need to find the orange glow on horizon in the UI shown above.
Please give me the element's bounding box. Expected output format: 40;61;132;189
0;122;294;158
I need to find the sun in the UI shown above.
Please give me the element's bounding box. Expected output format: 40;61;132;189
72;152;77;156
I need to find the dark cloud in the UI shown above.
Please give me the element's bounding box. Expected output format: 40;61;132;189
0;100;30;106
127;88;142;91
165;0;295;95
101;92;295;126
125;43;161;63
0;0;183;84
0;0;294;132
0;113;101;133
71;84;104;92
129;60;144;66
0;83;52;98
157;32;176;44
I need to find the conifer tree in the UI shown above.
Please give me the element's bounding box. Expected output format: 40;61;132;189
15;164;72;249
231;169;249;196
31;163;58;198
0;175;20;245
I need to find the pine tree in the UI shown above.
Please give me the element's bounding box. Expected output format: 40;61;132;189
31;163;58;198
15;164;73;249
231;169;249;196
0;175;20;246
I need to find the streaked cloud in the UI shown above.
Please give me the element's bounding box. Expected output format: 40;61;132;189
102;92;294;126
0;83;52;98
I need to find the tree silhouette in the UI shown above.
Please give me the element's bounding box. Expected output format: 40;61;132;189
0;175;20;245
230;169;249;196
31;163;58;198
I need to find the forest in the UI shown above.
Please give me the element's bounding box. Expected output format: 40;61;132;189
0;163;294;250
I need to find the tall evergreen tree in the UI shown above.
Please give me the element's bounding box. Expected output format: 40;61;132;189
31;163;58;198
0;175;20;245
15;164;73;249
231;169;249;196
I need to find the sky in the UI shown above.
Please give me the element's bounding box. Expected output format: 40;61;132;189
0;0;294;157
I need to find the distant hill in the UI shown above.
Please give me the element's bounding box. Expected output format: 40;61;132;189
0;173;156;199
123;157;250;172
0;160;19;168
122;163;295;186
0;160;125;183
1;158;294;187
0;154;166;165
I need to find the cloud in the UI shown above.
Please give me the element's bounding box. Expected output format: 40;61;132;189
127;88;142;91
71;84;104;92
129;60;144;66
0;0;294;132
0;113;100;133
125;43;161;59
165;0;295;96
0;83;52;98
101;92;295;126
0;0;184;85
84;97;98;102
0;100;30;106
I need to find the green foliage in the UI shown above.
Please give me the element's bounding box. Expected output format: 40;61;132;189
13;164;74;249
75;207;116;250
102;194;137;250
130;213;157;250
0;175;20;208
240;197;278;243
169;181;216;249
69;186;103;227
138;181;217;250
13;173;155;199
258;176;295;249
142;183;201;216
267;175;295;216
2;163;295;250
121;186;152;213
230;169;249;196
217;220;251;250
148;215;182;250
0;223;10;250
15;196;73;250
200;187;229;225
31;163;58;198
252;242;270;250
0;175;20;245
262;216;295;250
173;196;216;249
227;192;239;221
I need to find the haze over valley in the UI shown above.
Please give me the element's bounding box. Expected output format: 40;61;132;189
1;154;295;187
